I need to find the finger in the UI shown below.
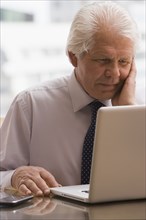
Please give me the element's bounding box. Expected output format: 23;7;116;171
40;170;60;187
125;61;137;87
18;184;32;196
129;60;137;79
31;175;51;195
19;179;43;196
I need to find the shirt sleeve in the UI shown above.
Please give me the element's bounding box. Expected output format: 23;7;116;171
0;170;15;188
0;92;32;187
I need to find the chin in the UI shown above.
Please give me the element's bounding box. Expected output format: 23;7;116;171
93;91;115;101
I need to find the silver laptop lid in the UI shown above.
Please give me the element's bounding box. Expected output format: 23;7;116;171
89;105;146;203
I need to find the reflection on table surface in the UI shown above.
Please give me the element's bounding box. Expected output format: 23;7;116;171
0;195;146;220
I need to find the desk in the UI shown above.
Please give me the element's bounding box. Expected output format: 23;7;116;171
0;196;146;220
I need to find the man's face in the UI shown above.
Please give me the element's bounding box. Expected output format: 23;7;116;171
74;33;134;100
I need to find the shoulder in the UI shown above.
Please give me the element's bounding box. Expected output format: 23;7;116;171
15;74;71;102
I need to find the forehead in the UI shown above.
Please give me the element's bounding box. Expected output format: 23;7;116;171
89;33;134;57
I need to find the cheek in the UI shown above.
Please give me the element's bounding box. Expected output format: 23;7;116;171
120;68;130;80
77;61;105;86
86;65;105;80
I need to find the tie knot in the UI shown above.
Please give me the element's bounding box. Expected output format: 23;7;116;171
90;101;104;112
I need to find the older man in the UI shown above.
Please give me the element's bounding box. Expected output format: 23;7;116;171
0;1;140;196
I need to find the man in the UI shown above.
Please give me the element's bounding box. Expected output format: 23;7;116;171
0;1;140;196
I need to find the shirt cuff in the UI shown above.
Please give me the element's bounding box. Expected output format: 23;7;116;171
0;170;15;188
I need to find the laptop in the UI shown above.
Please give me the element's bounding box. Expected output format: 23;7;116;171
51;105;146;203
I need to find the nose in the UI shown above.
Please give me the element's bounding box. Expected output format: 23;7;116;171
104;62;120;82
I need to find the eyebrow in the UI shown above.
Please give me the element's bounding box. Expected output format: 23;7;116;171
88;49;133;59
89;53;132;60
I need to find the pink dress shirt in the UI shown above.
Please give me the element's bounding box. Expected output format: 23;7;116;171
0;72;111;187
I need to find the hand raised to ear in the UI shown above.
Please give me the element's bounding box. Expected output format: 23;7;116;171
112;60;137;106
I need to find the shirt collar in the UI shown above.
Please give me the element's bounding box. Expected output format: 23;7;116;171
68;71;112;112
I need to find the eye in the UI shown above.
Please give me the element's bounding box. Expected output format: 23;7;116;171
119;59;130;66
92;58;111;64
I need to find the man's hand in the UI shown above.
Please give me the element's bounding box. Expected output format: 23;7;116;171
112;60;137;106
11;166;60;196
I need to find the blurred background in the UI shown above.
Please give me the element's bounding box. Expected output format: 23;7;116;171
0;0;145;116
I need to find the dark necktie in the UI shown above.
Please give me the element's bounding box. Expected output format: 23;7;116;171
81;101;104;184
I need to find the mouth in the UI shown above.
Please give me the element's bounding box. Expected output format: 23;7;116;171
99;83;118;91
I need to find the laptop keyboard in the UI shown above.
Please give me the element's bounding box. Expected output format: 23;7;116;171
81;190;89;194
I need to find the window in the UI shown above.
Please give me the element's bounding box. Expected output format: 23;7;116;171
0;8;33;22
0;0;145;116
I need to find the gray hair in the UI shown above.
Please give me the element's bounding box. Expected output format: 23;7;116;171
66;1;139;58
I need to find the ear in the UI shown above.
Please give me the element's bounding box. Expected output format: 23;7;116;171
68;51;77;67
